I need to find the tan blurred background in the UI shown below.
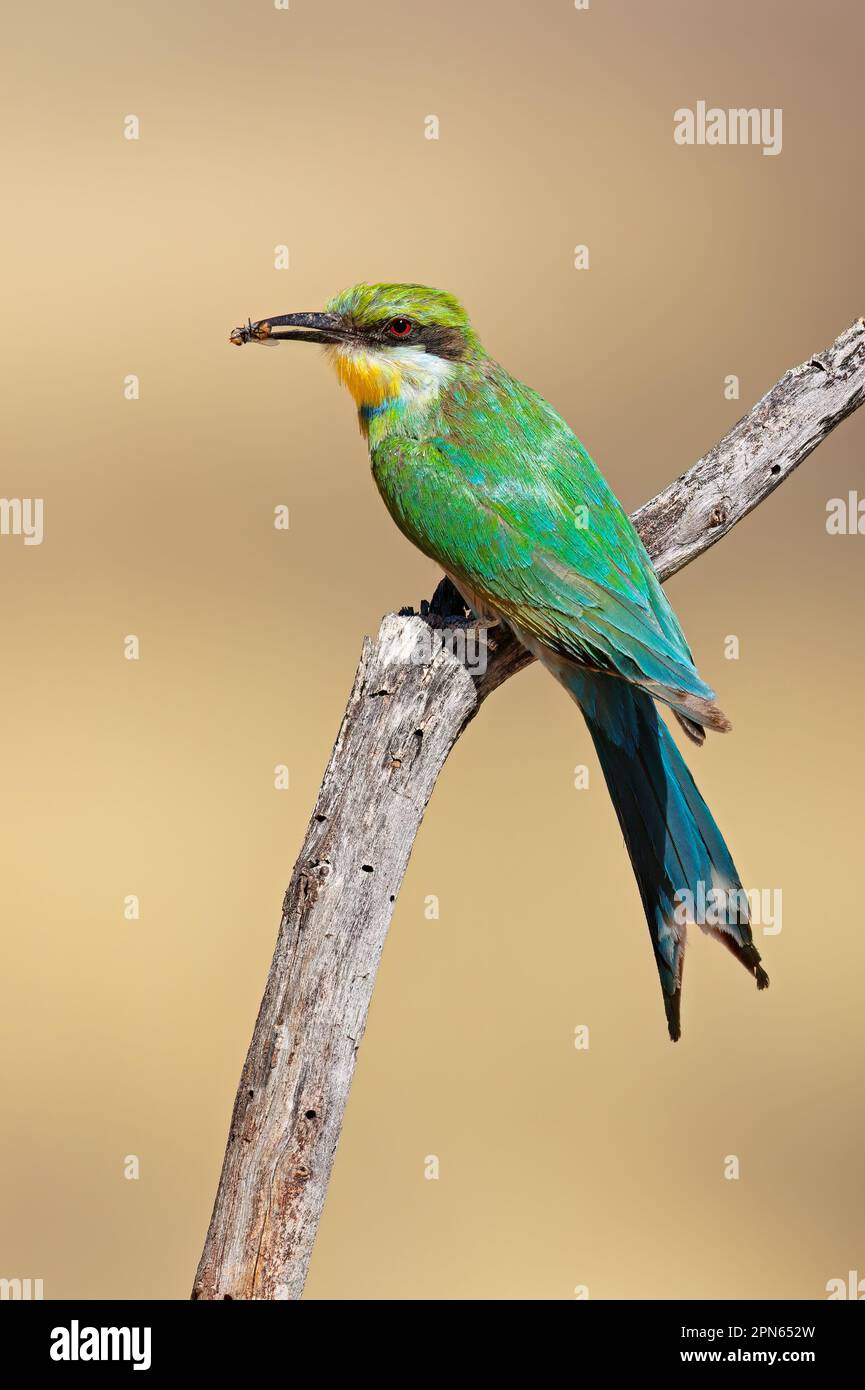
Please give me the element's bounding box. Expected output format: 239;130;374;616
2;0;863;1300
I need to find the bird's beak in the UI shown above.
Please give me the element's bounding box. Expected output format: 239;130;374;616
229;311;350;347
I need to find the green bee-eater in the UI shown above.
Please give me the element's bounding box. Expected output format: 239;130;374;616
231;283;769;1039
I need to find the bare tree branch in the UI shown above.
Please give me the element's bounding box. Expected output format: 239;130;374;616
635;317;865;579
192;319;865;1301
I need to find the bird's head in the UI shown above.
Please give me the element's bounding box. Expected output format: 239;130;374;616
230;283;482;411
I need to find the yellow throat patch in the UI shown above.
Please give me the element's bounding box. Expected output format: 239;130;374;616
327;347;401;408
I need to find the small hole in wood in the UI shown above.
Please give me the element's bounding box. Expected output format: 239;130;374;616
305;1109;317;1120
361;864;374;873
770;464;781;474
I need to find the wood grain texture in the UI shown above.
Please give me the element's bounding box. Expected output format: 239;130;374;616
635;318;865;580
193;617;479;1300
193;320;865;1300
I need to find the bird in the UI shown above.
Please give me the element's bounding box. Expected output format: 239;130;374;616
230;283;769;1040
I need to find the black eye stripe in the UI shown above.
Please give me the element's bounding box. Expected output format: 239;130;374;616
361;318;467;361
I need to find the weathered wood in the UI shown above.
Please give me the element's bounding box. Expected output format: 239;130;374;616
634;318;865;580
192;617;481;1301
193;319;865;1301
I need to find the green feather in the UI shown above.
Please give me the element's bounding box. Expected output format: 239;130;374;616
370;357;712;707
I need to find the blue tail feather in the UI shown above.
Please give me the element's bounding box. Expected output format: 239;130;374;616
563;668;768;1039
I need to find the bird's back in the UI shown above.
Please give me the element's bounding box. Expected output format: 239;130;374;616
371;358;703;699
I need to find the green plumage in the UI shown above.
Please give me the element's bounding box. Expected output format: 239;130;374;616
249;281;770;1037
370;365;716;715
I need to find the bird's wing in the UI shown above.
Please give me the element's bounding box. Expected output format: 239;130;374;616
371;374;716;711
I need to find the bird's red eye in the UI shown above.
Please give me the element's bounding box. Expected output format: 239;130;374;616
387;317;412;338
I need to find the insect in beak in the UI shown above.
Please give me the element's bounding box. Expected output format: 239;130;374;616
229;319;279;347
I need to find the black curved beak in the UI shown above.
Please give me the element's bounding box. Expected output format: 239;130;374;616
229;311;349;347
